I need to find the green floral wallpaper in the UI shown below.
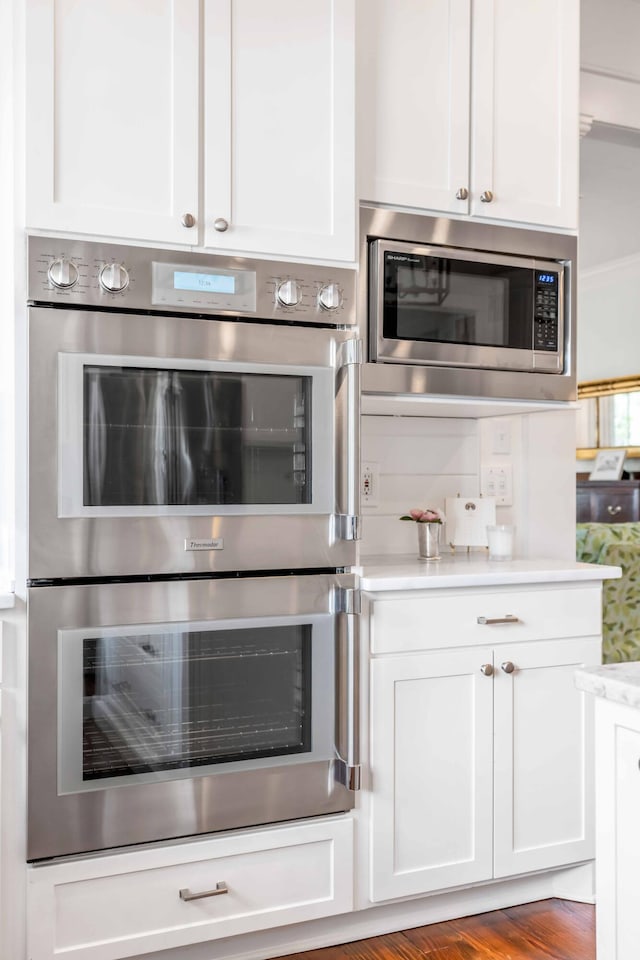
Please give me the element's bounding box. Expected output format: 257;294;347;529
577;523;640;663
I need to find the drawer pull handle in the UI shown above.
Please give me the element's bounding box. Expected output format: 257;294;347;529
607;504;622;516
179;882;229;902
477;615;521;626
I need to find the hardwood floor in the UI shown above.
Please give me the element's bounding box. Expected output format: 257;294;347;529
275;899;595;960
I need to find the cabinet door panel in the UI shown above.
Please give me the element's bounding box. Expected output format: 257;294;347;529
595;700;640;960
204;0;355;261
370;648;493;902
357;0;470;215
26;0;199;244
471;0;579;228
493;637;599;878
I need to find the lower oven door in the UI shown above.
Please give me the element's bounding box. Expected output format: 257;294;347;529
27;573;359;861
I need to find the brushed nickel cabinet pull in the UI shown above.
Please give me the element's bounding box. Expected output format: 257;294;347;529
179;881;228;901
477;615;521;626
501;661;516;674
480;663;494;676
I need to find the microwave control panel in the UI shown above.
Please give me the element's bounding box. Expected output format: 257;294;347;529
533;271;559;351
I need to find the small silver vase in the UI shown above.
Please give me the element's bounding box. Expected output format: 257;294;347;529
417;522;441;561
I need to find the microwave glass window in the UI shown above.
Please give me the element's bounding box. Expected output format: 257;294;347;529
383;253;533;350
82;624;312;782
83;366;312;507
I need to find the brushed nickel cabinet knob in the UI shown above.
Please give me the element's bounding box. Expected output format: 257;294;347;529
181;213;196;228
455;187;469;200
480;190;494;203
501;661;515;674
480;663;494;676
213;218;229;232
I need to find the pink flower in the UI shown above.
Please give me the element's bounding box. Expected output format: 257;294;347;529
400;507;446;524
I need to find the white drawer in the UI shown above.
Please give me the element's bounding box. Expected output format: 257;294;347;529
27;817;354;960
369;584;603;654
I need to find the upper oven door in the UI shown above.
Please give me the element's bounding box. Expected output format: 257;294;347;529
29;309;360;579
371;240;563;374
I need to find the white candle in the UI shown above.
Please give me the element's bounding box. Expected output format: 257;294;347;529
487;524;514;561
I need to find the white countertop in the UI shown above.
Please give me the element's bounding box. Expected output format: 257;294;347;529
357;554;621;592
575;663;640;709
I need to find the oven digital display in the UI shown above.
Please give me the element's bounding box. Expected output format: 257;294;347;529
173;271;236;295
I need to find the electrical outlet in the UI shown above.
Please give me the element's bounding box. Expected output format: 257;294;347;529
480;463;513;506
362;462;380;507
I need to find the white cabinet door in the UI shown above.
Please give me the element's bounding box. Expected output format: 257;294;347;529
26;0;200;245
594;699;640;960
357;0;471;216
204;0;356;261
493;637;599;878
369;648;493;902
471;0;579;229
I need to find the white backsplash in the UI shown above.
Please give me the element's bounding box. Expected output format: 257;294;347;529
360;415;480;557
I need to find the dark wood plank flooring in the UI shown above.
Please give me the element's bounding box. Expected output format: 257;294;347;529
275;899;594;960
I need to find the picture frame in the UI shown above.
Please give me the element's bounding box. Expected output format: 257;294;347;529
588;448;627;481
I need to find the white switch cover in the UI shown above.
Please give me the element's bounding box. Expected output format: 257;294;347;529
362;462;380;507
491;421;512;455
480;463;513;506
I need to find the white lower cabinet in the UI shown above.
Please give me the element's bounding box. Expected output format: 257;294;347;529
27;817;353;960
370;648;494;901
593;698;640;960
368;585;601;903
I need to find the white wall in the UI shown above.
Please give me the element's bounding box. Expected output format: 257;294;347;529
361;410;577;562
582;0;640;80
360;416;480;557
578;0;640;383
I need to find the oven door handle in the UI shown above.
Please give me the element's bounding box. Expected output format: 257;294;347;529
334;585;361;791
334;339;362;542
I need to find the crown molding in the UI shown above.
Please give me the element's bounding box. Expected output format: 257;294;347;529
580;249;640;281
581;62;640;85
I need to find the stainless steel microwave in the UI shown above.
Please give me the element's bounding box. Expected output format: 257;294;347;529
359;206;577;404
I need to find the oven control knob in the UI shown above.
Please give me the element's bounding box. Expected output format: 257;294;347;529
99;262;130;294
48;257;79;290
276;279;301;307
318;282;342;311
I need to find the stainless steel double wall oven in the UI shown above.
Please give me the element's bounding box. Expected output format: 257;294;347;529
27;238;361;861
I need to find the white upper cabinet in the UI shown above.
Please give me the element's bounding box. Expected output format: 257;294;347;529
204;0;355;260
471;0;579;229
357;0;471;215
25;0;356;261
357;0;579;230
26;0;200;246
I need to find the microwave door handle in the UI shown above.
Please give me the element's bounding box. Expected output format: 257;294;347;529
334;586;361;791
334;339;362;542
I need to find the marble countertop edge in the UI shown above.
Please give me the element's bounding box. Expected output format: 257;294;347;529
356;556;621;592
575;664;640;709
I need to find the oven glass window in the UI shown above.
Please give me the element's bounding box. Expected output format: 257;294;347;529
83;366;312;506
82;625;312;781
383;252;533;350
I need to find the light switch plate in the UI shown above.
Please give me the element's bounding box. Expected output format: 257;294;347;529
480;463;513;506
